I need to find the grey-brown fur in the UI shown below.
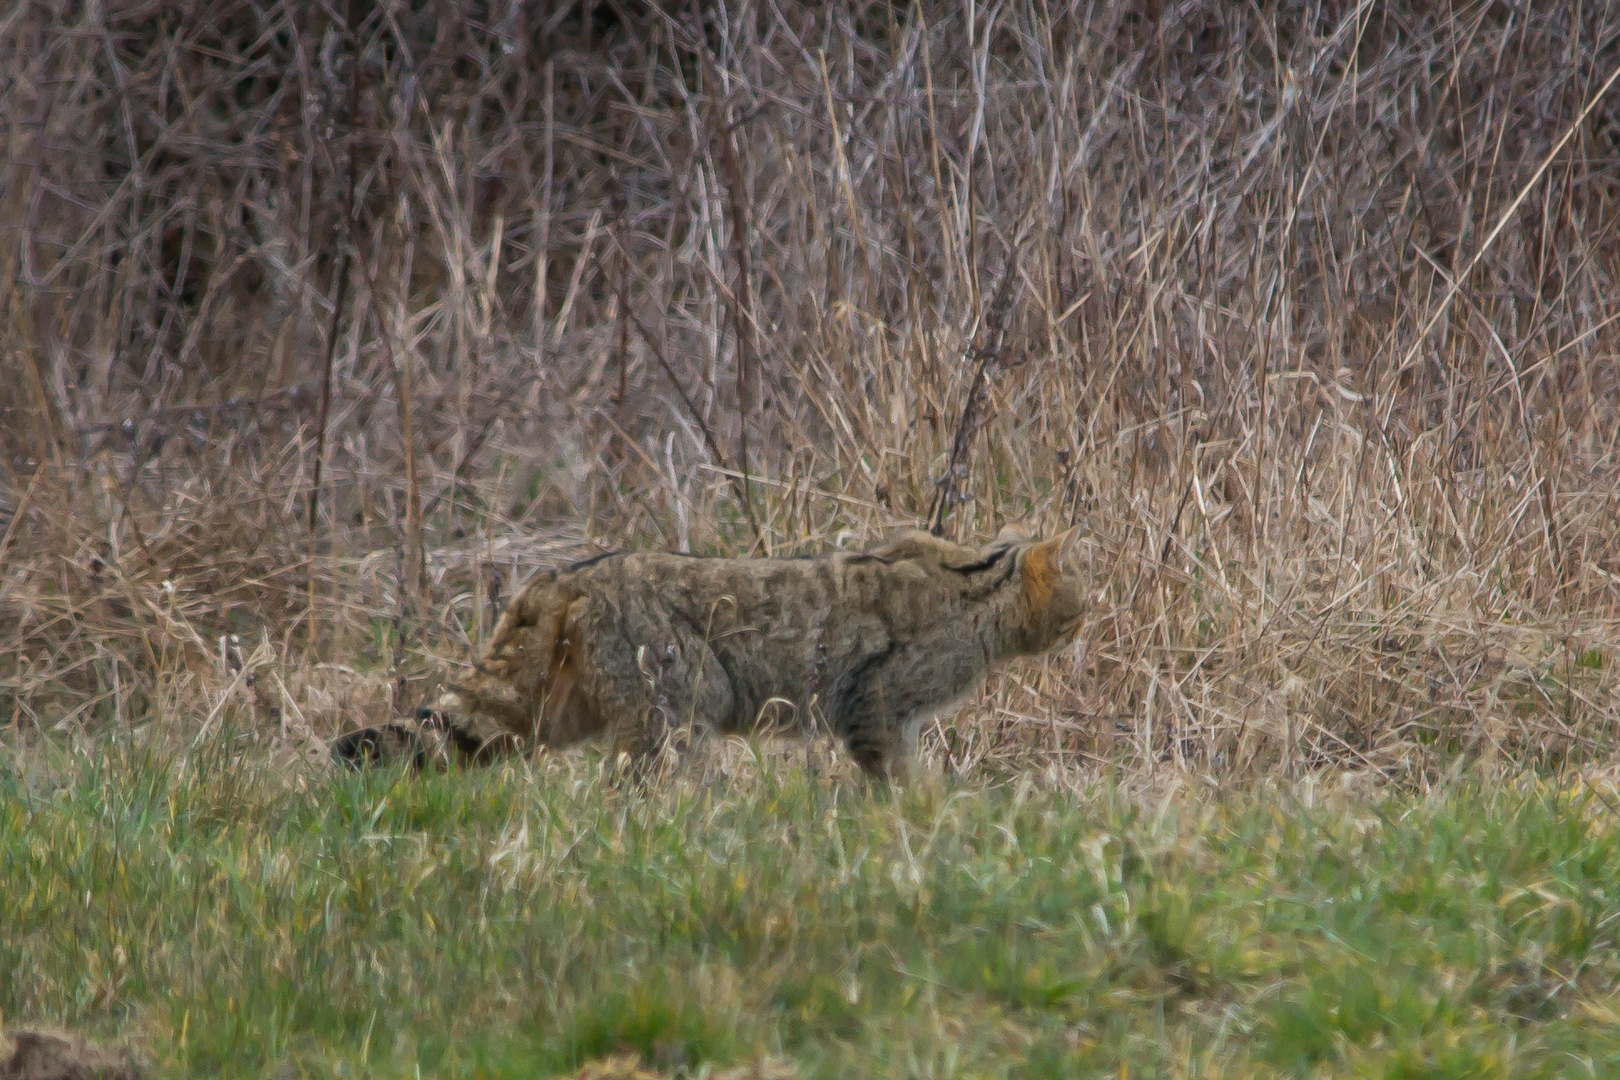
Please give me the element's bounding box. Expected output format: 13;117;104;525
332;527;1083;780
0;1027;142;1080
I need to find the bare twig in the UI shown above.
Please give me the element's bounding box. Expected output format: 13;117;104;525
699;38;762;537
610;234;758;540
928;247;1025;536
1391;58;1620;385
306;0;367;651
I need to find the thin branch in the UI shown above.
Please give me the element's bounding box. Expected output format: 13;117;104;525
306;0;366;650
610;235;761;543
928;246;1025;536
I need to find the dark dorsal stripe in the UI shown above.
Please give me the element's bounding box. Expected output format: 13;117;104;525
943;544;1012;575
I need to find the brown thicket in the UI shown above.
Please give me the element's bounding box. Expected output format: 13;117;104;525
4;0;1620;781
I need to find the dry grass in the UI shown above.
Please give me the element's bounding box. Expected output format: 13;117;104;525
5;0;1620;781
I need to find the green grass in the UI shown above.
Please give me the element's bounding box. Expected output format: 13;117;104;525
3;732;1620;1078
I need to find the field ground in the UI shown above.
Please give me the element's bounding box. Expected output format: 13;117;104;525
4;731;1620;1079
7;2;1620;1075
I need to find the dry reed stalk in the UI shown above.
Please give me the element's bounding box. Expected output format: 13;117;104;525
611;233;755;530
928;249;1023;536
367;239;422;615
700;39;763;544
305;0;365;653
3;1;1620;781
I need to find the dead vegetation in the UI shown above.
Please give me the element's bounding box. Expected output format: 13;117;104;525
4;0;1620;781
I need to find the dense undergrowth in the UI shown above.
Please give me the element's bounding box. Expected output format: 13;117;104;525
4;0;1620;777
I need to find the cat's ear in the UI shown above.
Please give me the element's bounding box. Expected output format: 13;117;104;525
993;521;1033;545
1032;525;1082;567
1019;526;1079;605
1057;524;1083;559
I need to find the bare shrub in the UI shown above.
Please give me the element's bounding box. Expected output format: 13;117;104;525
4;0;1620;781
